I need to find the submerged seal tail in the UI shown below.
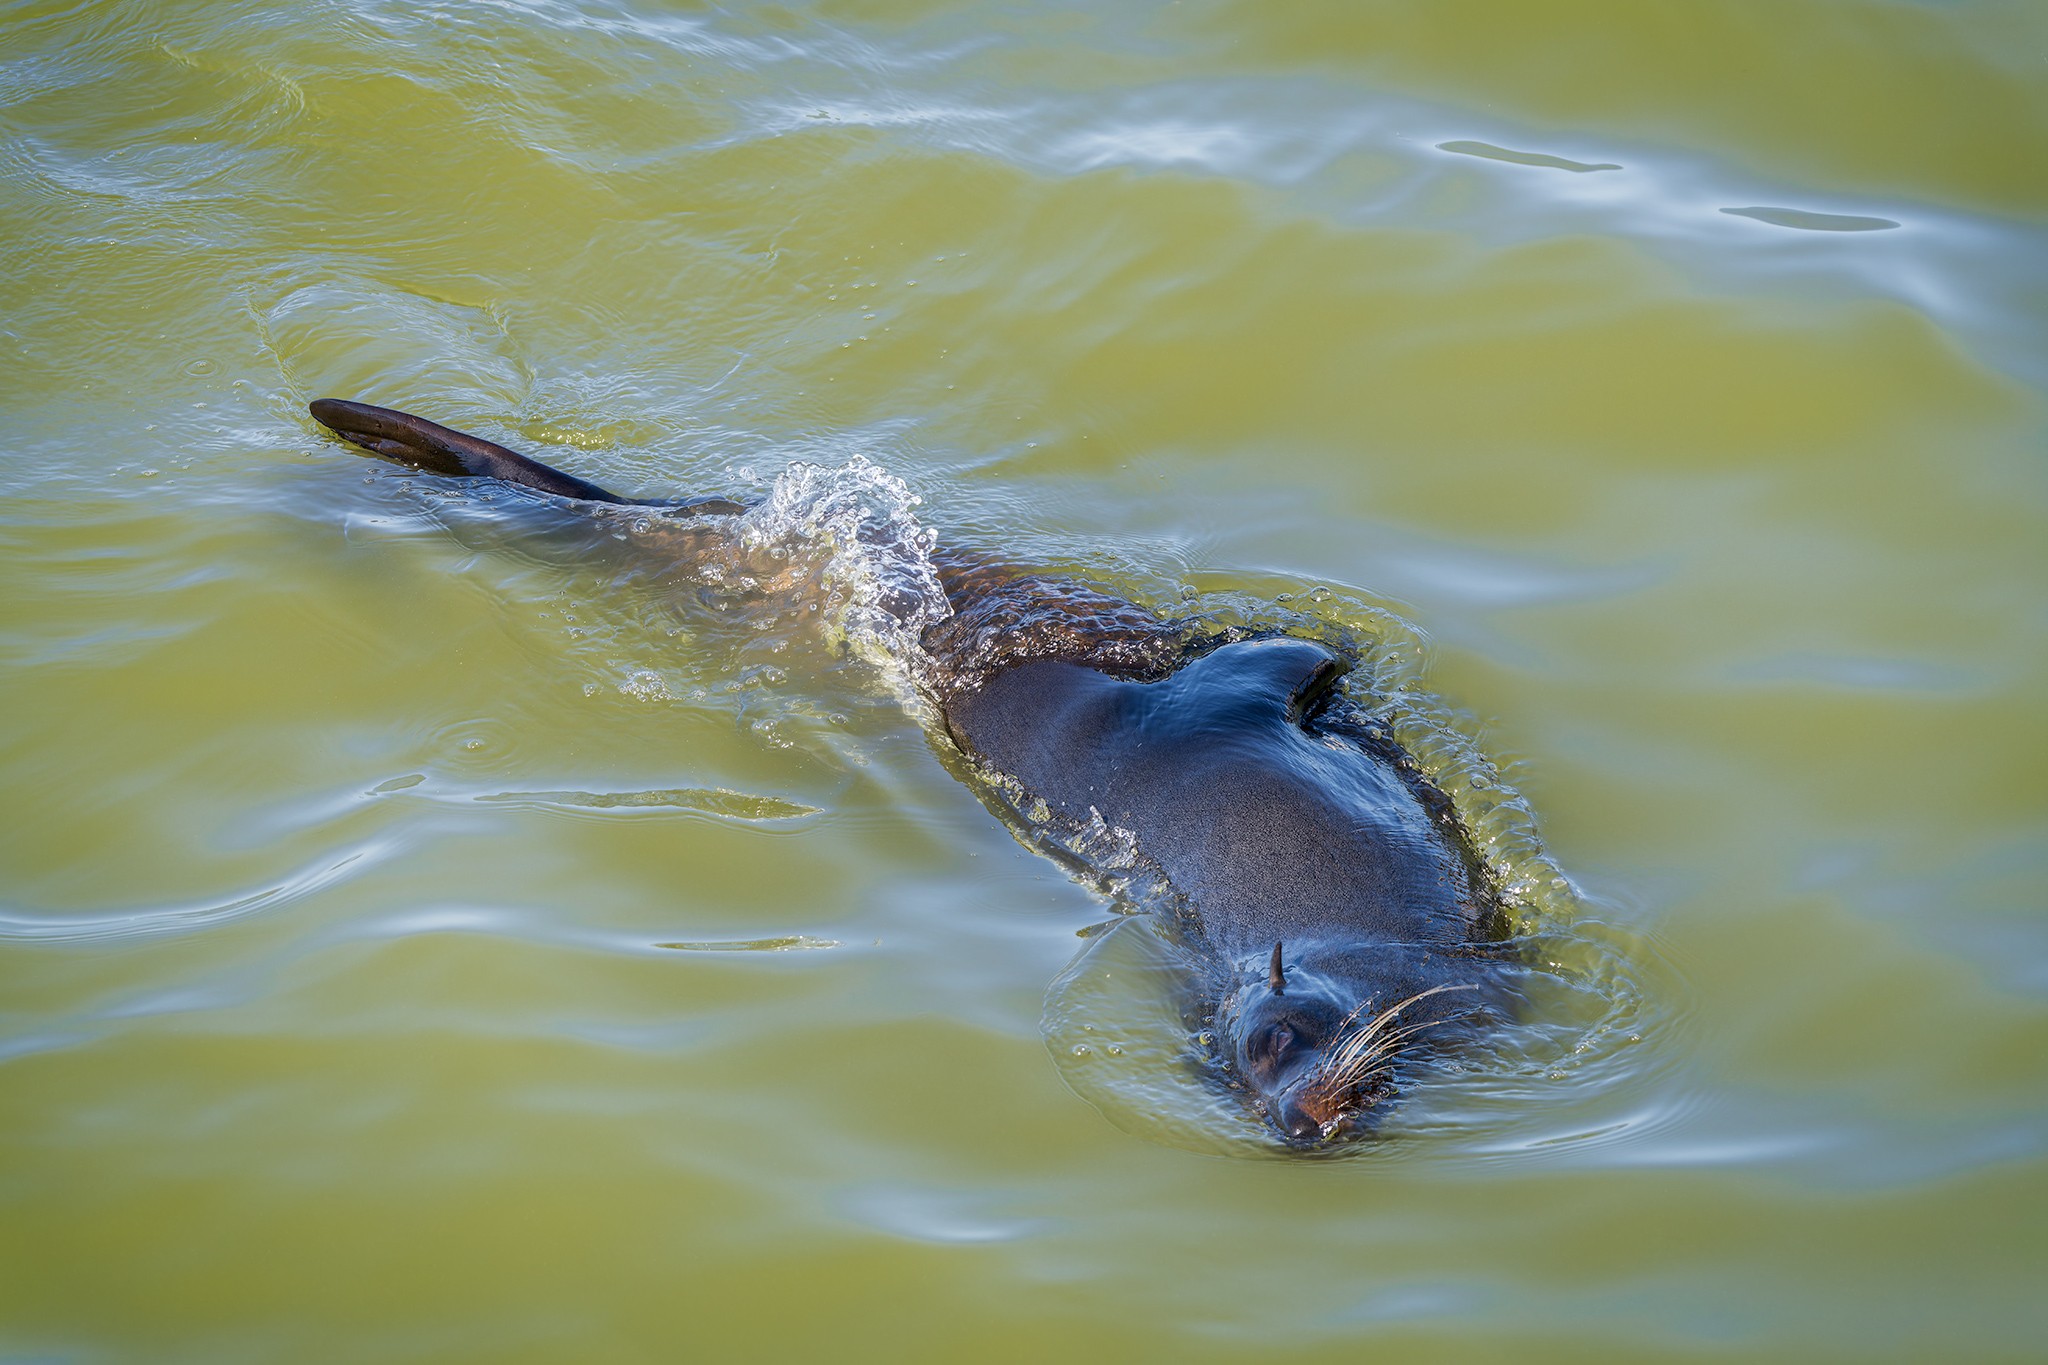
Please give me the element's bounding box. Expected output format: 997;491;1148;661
308;399;746;515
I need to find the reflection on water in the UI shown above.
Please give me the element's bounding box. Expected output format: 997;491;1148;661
2;0;2045;1359
1721;206;1902;233
475;787;823;820
654;936;843;953
1438;140;1622;174
0;847;386;944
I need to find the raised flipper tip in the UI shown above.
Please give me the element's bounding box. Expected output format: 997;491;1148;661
305;397;635;502
309;397;371;427
308;397;405;444
307;398;476;478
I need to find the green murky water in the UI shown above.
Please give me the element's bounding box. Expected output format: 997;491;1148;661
4;1;2046;1360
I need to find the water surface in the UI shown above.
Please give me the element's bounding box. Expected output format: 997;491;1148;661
3;1;2046;1360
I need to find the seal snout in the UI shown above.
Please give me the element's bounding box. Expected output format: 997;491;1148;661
1272;1093;1331;1144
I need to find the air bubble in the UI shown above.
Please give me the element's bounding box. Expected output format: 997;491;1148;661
620;671;673;702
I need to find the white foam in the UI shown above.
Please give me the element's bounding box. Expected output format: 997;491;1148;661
720;454;952;688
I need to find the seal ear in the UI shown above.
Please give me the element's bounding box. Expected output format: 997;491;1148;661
1269;941;1285;994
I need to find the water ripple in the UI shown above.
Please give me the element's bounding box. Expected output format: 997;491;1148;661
476;787;822;821
1722;205;1901;232
1438;140;1620;173
0;844;387;944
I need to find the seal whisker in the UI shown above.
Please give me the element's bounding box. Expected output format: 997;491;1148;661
1309;1030;1427;1103
1306;983;1478;1101
1323;992;1443;1069
1317;1020;1435;1092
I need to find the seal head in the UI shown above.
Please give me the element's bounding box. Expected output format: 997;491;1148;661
1220;944;1486;1143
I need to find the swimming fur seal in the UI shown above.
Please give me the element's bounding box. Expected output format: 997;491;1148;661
307;397;1513;1146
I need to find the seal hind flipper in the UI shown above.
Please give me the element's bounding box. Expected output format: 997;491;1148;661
309;398;746;515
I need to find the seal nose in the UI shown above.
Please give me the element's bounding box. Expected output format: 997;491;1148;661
1272;1094;1327;1144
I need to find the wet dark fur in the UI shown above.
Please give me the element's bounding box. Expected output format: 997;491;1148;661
307;399;1513;1145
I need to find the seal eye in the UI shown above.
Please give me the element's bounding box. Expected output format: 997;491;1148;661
1249;1021;1303;1075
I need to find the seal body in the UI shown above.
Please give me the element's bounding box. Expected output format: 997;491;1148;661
307;398;1510;1145
943;634;1505;1141
944;637;1478;954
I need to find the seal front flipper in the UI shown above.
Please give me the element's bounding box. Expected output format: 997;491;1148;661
1168;636;1351;724
308;398;746;514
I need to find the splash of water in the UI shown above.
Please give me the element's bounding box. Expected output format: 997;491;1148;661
702;454;953;688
